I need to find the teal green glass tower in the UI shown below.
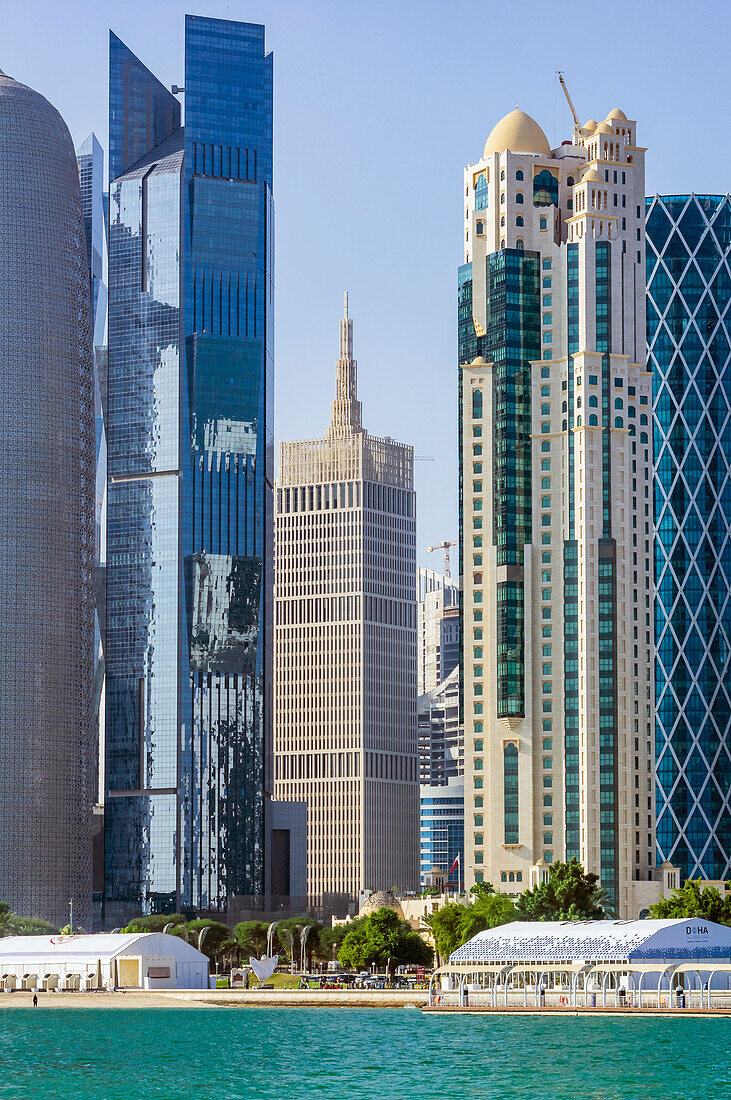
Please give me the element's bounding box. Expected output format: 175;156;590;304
647;194;731;882
105;16;273;918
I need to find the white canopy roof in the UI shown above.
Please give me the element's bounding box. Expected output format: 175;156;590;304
0;932;207;966
450;919;731;965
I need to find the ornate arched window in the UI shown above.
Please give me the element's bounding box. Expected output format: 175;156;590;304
472;389;483;419
533;169;559;206
475;172;489;210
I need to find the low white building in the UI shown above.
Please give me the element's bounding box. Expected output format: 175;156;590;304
431;919;731;1009
0;932;208;991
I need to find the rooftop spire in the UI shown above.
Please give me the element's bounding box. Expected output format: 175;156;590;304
330;292;362;436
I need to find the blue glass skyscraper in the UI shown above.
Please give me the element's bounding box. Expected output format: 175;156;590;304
76;131;108;806
105;16;273;918
647;194;731;882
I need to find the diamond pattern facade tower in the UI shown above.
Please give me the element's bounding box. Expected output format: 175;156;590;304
647;194;731;882
459;107;662;917
274;300;419;902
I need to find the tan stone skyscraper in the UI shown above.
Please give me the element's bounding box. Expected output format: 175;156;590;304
459;105;663;919
274;298;419;902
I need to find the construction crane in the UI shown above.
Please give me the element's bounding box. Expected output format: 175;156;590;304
427;539;457;579
556;71;580;132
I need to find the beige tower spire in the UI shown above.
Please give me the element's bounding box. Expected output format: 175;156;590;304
329;291;362;435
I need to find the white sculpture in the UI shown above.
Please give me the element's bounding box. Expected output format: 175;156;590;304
250;955;278;985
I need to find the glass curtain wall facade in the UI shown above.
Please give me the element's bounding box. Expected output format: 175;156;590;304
105;17;273;919
420;779;464;887
76;132;108;806
647;194;731;881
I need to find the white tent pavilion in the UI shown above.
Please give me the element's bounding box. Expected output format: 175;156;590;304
0;932;208;992
430;919;731;1010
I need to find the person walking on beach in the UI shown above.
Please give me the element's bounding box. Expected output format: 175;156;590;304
32;994;37;1008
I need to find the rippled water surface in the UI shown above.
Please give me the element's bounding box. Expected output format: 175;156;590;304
0;1007;728;1099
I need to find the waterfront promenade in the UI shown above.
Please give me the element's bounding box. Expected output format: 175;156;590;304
4;987;731;1015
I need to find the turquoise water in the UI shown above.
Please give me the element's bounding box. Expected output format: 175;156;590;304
0;1008;729;1099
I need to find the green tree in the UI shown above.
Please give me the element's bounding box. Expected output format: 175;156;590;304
423;903;466;963
649;880;731;925
425;891;517;964
317;923;351;961
270;917;323;968
5;916;58;936
233;920;269;960
121;914;187;934
0;902;12;937
338;908;432;970
515;858;608;921
470;881;496;898
184;919;235;965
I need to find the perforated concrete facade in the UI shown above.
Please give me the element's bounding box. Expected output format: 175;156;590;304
0;73;95;926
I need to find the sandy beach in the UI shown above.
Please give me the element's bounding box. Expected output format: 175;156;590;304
0;991;208;1009
0;988;429;1009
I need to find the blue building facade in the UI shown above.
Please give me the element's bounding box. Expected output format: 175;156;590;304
76;131;108;809
105;17;273;918
420;779;464;887
647;194;731;882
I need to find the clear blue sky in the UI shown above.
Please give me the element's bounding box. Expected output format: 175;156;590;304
5;0;729;570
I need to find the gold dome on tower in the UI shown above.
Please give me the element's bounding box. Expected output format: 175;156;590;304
483;108;550;158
